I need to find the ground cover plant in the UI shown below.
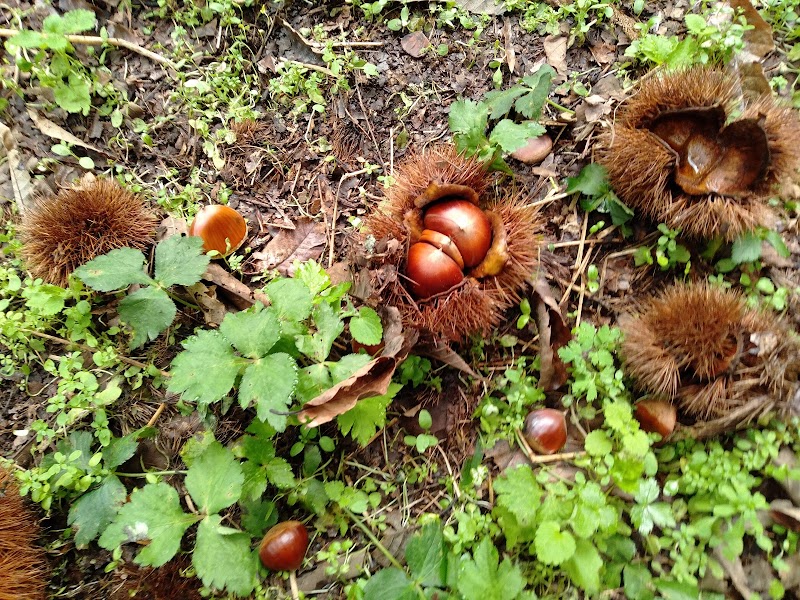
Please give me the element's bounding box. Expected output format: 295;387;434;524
1;0;800;599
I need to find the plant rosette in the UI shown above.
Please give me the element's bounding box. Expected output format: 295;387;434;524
358;145;542;342
597;66;800;241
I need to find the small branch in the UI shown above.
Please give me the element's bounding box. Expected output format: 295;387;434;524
0;28;178;70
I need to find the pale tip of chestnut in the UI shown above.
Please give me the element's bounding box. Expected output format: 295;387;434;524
511;134;553;165
523;408;567;455
634;398;677;439
259;520;309;572
188;204;247;257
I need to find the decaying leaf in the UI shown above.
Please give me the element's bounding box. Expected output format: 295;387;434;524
401;31;429;58
729;0;775;60
27;108;105;155
0;122;32;212
531;276;571;390
769;499;800;532
186;282;227;327
251;219;326;276
202;263;270;310
454;0;506;15
415;339;481;380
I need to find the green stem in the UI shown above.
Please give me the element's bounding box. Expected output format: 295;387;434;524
114;470;187;477
166;290;200;310
547;98;575;115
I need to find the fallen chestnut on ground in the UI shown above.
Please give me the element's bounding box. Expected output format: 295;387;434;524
189;204;247;257
597;67;800;241
259;520;309;571
523;408;567;455
634;398;677;440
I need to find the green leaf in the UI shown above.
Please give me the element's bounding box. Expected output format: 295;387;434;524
154;235;210;287
585;430;613;456
219;306;281;359
337;383;400;446
534;521;576;565
450;99;490;155
53;73;91;114
363;568;416;600
488;119;547;154
457;537;526;600
68;475;126;547
293;260;331;297
265;278;313;322
168;330;241;408
44;9;96;34
296;302;344;362
493;464;541;527
564;539;602;592
102;430;142;469
193;515;258;596
185;441;244;514
484;86;527;120
684;13;706;33
74;247;152;291
763;230;790;257
654;578;702;600
516;65;555;119
99;482;197;567
239;352;298;431
566;163;609;196
118;286;177;349
623;564;655;600
406;523;446;587
731;232;762;264
350;306;383;346
7;30;45;49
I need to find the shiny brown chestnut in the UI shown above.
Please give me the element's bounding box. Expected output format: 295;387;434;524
406;241;465;299
188;205;247;257
258;520;309;571
634;398;677;439
523;408;567;455
422;200;492;268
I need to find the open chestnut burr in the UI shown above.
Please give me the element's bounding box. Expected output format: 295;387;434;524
620;283;800;429
597;67;800;241
360;145;542;342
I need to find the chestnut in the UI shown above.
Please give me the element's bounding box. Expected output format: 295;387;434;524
634;398;677;439
423;200;492;267
406;241;464;299
523;408;567;455
188;205;247;257
259;520;309;571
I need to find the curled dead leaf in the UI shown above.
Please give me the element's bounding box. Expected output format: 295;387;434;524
531;276;572;391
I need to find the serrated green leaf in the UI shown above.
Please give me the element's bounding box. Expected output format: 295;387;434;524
296;302;343;362
185;441;243;514
293;260;330;297
363;568;416;600
240;461;269;503
193;515;258;595
265;278;313;322
731;232;762;264
763;230;789;257
118;286;176;349
102;431;141;469
489;119;547;154
624;564;655;600
99;482;197;567
68;475;126;547
154;235;210;287
239;352;297;431
350;306;383;346
604;400;632;431
240;497;277;538
534;521;576;565
564;539;602;593
449;98;489;136
584;430;613;456
265;457;295;489
458;537;526;600
167;330;241;408
516;65;555;119
7;30;45;49
44;9;96;34
493;464;541;527
484;86;527;120
219;306;281;358
329;353;373;383
566;163;609;197
74;247;152;291
337;383;400;446
654;578;701;600
405;522;446;587
54;74;91;114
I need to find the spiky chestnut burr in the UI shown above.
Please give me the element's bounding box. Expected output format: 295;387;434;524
597;67;800;241
0;467;47;600
360;145;542;342
620;283;800;423
19;179;157;286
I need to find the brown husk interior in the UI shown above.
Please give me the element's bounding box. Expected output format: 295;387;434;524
597;67;800;241
361;146;542;342
620;283;800;426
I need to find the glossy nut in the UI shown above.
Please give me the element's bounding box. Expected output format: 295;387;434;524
417;229;465;269
188;205;247;257
259;521;309;571
634;398;677;439
523;408;567;455
423;200;492;268
406;242;465;299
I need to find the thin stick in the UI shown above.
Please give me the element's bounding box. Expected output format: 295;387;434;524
0;28;177;70
289;571;300;600
146;403;167;428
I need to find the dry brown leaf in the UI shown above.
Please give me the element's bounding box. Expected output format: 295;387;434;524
415;340;481;380
186;282;227;327
543;36;568;77
27;108;105;155
769;499;800;532
251;218;326;276
401;31;429;58
532;276;572;390
729;0;775;59
298;357;398;427
503;17;516;74
0;123;32;213
455;0;506;15
203;263;270;310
